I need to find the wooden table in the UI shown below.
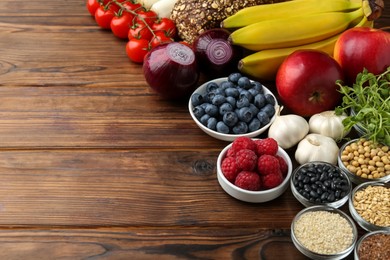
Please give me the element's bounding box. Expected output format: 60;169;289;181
0;1;388;259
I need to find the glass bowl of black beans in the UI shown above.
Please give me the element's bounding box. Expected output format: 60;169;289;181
291;161;352;208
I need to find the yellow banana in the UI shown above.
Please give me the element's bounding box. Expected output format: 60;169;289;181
238;16;371;81
222;0;362;29
229;7;364;51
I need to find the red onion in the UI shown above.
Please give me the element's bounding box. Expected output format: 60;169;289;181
143;42;200;100
193;28;242;77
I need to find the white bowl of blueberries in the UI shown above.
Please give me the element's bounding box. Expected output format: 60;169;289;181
188;73;278;142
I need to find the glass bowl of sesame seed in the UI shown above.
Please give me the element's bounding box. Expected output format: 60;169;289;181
349;181;390;232
337;138;390;185
291;205;358;260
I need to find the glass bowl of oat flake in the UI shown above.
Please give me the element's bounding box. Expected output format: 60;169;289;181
291;205;358;260
349;181;390;232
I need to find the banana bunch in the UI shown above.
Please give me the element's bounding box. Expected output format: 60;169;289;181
222;0;373;80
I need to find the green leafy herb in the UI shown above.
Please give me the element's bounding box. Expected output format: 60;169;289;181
335;67;390;146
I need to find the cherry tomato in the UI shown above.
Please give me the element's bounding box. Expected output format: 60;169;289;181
128;21;153;41
111;12;134;39
86;0;101;17
126;38;150;63
150;31;174;48
151;18;177;39
136;9;158;26
95;6;115;29
121;1;142;13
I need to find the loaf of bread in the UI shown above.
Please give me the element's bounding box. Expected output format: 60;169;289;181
170;0;286;44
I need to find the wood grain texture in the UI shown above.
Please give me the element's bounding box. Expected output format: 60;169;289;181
0;0;388;259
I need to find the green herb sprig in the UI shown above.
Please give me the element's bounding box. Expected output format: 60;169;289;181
335;66;390;146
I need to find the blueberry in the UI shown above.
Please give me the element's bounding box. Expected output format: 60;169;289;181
219;102;233;116
216;121;230;134
248;103;259;115
225;87;239;98
261;103;275;117
200;114;211;125
239;89;253;103
257;111;270;126
207;91;216;102
237;107;254;123
205;103;219;117
232;121;248;134
202;93;211;103
254;94;266;108
192;105;205;119
248;118;261;132
265;93;276;106
212;94;226;106
251;81;264;93
191;93;204;107
225;96;236;108
206;82;219;93
237;76;251;89
223;111;238;127
213;88;226;96
236;96;250;108
248;88;259;97
220;81;235;90
228;72;242;84
207;117;218;130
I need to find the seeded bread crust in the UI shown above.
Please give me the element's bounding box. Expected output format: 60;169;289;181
170;0;286;44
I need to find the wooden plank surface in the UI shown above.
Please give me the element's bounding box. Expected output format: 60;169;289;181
0;0;388;259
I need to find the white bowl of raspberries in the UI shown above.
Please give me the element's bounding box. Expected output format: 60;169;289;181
189;73;278;142
217;137;293;203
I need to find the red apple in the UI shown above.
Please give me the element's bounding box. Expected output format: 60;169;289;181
334;27;390;85
276;50;344;117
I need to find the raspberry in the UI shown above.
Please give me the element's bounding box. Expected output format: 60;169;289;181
254;138;278;156
234;171;261;191
232;136;256;153
257;154;280;175
226;147;236;158
275;155;288;177
262;171;283;189
221;157;240;183
235;149;257;171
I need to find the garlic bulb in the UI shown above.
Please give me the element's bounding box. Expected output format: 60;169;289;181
309;110;349;141
268;107;309;149
295;134;339;165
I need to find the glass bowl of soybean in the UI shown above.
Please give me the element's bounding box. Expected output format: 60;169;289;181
290;161;352;208
338;138;390;185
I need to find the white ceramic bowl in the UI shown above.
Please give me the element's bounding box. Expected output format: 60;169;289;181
216;141;292;203
349;181;390;232
189;77;278;142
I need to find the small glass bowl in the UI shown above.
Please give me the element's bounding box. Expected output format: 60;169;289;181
337;138;390;185
291;205;358;260
349;181;390;232
354;230;390;260
290;161;352;208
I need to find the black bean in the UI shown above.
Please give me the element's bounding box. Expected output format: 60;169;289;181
310;190;318;198
327;192;335;202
